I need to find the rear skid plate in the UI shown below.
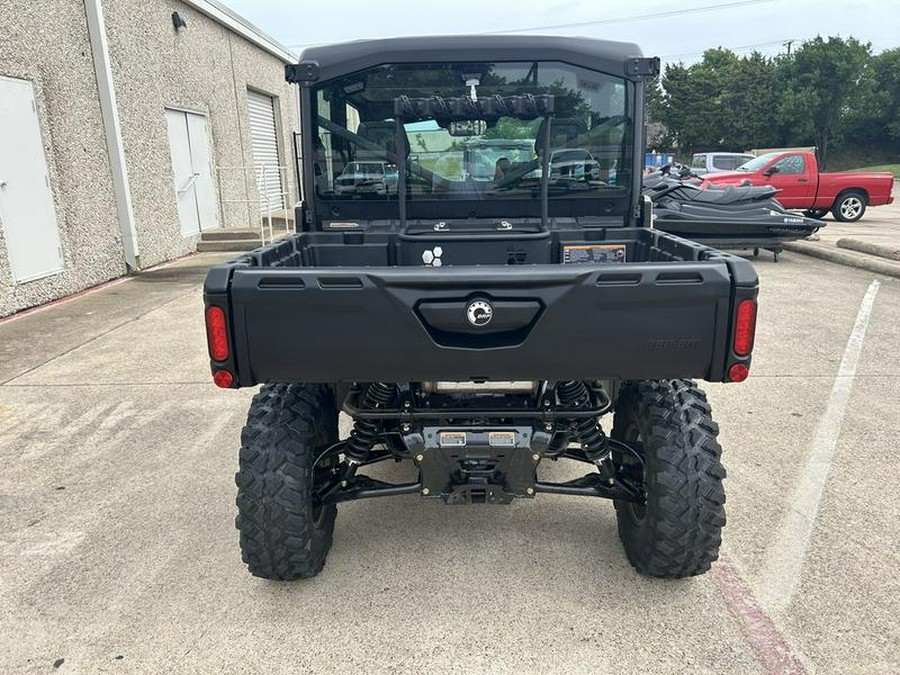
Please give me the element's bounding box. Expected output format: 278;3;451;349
408;426;551;504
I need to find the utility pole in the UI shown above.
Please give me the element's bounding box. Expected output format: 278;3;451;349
783;39;794;56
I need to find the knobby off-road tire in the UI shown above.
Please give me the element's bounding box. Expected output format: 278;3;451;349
612;379;726;578
235;383;338;580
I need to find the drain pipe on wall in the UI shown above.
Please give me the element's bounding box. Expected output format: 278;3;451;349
84;0;141;271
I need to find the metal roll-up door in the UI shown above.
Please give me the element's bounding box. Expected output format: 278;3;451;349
247;90;284;213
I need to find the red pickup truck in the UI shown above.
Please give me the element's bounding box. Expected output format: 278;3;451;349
702;150;894;222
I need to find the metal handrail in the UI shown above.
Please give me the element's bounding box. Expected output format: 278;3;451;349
177;172;200;194
214;164;293;244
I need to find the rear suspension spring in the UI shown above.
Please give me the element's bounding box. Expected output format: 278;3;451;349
346;383;397;462
557;381;612;472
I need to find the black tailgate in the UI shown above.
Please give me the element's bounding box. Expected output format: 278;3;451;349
213;262;744;385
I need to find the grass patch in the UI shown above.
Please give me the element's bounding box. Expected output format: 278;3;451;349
846;164;900;177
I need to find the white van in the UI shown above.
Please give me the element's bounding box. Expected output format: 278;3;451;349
691;152;755;175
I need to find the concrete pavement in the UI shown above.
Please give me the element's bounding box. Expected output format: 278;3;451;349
0;251;898;674
813;184;900;249
783;184;900;277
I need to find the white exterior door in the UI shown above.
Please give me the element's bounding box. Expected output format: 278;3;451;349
165;108;217;235
0;76;64;283
247;90;284;213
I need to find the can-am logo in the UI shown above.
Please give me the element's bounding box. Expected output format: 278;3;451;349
466;300;493;327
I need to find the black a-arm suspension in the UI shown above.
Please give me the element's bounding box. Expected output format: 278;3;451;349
310;382;645;507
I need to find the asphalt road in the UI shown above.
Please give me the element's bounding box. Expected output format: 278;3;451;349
0;249;897;674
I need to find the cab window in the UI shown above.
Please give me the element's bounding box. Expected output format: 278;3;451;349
772;154;805;175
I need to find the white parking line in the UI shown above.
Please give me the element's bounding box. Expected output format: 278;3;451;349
759;279;881;614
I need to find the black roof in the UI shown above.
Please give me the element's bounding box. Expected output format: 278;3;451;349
297;35;648;82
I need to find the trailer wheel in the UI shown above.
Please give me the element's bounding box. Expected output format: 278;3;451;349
612;380;726;578
235;383;338;580
803;208;828;219
832;191;867;222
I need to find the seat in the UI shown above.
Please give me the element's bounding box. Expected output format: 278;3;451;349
690;184;777;205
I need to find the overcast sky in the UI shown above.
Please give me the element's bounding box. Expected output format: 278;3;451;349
224;0;898;64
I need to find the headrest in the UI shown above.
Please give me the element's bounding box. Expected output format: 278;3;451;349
356;121;409;159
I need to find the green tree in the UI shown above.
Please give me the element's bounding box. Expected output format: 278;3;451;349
658;48;754;153
843;48;900;152
483;117;541;140
779;36;872;168
719;52;782;151
645;75;673;149
879;49;900;143
657;61;704;150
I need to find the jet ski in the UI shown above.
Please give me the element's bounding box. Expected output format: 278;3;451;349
643;168;824;261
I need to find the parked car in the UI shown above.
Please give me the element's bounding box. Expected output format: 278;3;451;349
334;161;398;195
691;152;755;175
514;148;604;184
548;148;602;183
703;150;895;221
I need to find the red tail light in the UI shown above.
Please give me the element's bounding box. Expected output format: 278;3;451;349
728;363;750;382
213;369;234;388
205;306;229;361
733;299;757;357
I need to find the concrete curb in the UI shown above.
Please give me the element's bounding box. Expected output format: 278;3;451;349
836;238;900;261
782;241;900;279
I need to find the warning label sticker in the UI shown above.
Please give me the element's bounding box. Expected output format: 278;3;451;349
562;244;627;264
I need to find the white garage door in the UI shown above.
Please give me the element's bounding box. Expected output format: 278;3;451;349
0;76;64;283
247;90;284;213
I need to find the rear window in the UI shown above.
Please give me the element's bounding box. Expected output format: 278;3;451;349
692;154;707;168
711;154;756;170
313;60;633;204
711;156;732;170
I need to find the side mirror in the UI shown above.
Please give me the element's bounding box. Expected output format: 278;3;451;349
763;165;779;176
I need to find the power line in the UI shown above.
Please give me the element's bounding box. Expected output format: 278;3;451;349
285;0;776;51
660;38;795;60
484;0;774;35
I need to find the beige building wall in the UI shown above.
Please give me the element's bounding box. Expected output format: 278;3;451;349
0;0;126;317
0;0;300;316
104;0;300;267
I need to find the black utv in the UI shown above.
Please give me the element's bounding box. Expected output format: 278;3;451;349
203;36;759;580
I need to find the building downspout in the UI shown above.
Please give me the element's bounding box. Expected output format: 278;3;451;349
84;0;140;270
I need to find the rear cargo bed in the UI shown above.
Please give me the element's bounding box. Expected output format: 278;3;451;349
204;228;757;385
